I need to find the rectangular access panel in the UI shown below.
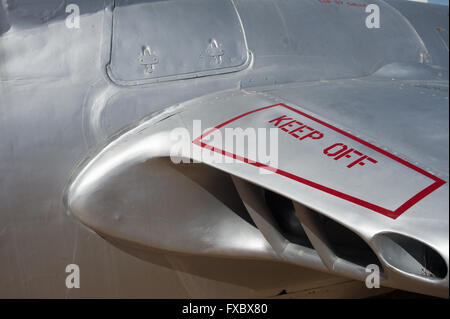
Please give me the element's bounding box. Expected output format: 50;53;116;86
108;0;251;85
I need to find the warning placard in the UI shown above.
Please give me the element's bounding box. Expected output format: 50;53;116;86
193;103;446;219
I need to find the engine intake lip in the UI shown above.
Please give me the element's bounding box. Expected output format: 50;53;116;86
372;232;448;280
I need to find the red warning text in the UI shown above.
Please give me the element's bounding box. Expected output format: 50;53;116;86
323;143;378;168
269;115;324;142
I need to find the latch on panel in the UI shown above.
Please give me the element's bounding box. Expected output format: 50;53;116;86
205;39;224;65
138;46;159;74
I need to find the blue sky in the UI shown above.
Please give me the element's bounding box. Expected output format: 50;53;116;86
413;0;449;5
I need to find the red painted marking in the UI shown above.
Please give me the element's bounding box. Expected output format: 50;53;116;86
317;0;368;7
192;103;446;219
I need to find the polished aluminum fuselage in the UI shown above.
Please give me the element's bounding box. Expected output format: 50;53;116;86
0;0;448;298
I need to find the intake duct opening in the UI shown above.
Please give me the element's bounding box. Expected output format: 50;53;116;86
311;213;383;268
263;189;313;248
373;233;448;279
169;161;256;227
170;161;384;272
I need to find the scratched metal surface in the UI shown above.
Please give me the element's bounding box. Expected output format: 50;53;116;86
0;0;448;298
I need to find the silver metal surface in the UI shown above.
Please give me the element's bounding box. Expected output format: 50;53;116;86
0;0;448;298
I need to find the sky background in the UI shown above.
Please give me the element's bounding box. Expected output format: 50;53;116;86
411;0;449;5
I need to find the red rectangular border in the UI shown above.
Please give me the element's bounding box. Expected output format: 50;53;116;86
192;103;446;219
